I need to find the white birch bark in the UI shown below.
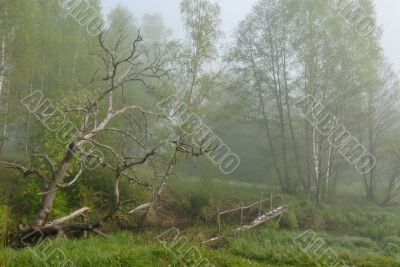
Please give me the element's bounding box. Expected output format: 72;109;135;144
0;37;6;98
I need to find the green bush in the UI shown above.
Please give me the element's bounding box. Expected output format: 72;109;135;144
280;208;299;230
10;179;42;223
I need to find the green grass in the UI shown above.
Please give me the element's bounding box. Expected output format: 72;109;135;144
2;175;400;266
1;226;400;266
0;232;171;267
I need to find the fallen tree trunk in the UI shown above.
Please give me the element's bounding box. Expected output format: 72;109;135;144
12;219;106;249
44;207;90;227
129;203;152;214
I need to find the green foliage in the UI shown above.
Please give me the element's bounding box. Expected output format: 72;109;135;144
293;199;400;241
50;191;72;220
10;179;42;223
0;206;9;248
66;182;87;208
180;0;222;62
280;207;299;230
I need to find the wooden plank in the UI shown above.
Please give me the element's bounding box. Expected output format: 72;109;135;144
236;205;288;232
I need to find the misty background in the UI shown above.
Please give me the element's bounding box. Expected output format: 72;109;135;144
2;1;400;265
101;0;400;73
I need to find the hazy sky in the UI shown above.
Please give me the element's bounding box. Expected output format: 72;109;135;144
101;0;400;73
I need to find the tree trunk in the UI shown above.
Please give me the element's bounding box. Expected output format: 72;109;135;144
0;37;6;97
34;146;75;226
271;43;290;193
322;144;333;201
250;54;284;191
0;37;6;154
366;90;375;201
312;126;321;205
283;58;305;193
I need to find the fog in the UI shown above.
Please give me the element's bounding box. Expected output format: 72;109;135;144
101;0;400;73
1;0;400;266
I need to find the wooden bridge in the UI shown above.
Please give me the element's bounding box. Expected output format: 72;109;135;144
204;193;289;244
236;205;289;231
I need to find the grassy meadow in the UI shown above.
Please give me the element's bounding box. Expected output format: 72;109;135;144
1;177;400;266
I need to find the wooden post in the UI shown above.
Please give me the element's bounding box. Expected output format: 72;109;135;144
270;193;273;211
217;207;221;233
82;214;88;238
259;192;263;217
240;203;243;226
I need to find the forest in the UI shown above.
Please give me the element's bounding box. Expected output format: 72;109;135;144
0;0;400;266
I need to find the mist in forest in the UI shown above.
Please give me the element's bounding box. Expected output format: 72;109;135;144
0;0;400;266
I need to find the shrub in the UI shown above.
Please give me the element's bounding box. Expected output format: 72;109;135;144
280;208;299;230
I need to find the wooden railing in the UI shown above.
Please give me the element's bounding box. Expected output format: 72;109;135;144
216;193;282;233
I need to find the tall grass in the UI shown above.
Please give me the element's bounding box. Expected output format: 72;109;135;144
0;206;8;248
